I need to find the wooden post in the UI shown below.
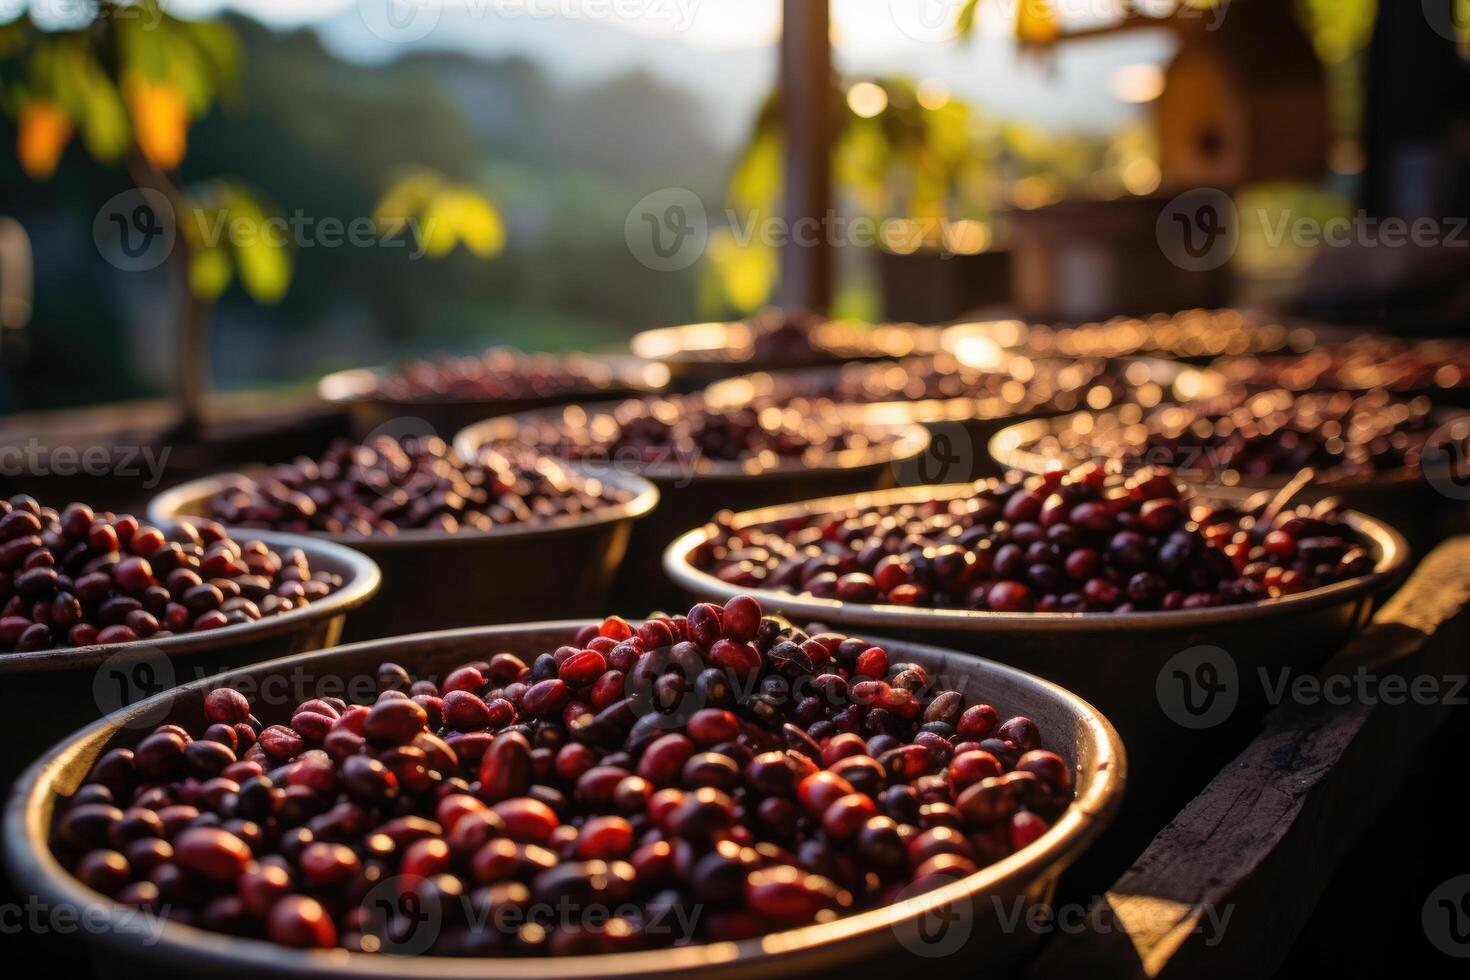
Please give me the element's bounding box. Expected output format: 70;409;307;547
778;0;833;315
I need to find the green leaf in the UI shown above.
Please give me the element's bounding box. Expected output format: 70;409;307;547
73;55;130;162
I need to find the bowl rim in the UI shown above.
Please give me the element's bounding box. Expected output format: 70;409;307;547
629;320;944;368
0;529;381;675
937;311;1323;361
988;408;1464;494
146;463;661;552
701;355;1226;424
451;401;934;486
4;620;1125;979
315;353;669;409
661;482;1410;634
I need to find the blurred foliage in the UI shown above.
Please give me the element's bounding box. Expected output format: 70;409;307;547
952;0;1058;46
1;5;524;418
0;3;237;176
707;75;1153;314
1297;0;1377;63
1234;181;1352;281
1;16;722;410
0;1;294;309
184;178;291;303
376;169;506;260
1;3;503;315
1296;0;1376;142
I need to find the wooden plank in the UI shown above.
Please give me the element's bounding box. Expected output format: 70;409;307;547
1029;537;1470;979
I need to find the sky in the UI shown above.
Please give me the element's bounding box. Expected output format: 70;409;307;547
166;0;1104;49
16;0;1168;142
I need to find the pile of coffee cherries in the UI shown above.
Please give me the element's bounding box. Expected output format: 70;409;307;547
685;310;932;368
504;397;905;472
694;466;1376;612
949;309;1299;360
1215;338;1470;395
746;309;831;364
367;350;627;404
0;495;343;652
204;436;630;536
735;354;1155;417
53;597;1074;954
1015;389;1442;482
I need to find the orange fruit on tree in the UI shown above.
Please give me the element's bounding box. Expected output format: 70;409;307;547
17;100;72;179
128;78;189;170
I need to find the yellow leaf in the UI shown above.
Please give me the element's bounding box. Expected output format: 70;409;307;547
189;243;232;300
451;192;506;258
127;78;188;170
418;196;462;258
234;233;291;303
17;100;71;179
1016;0;1059;46
374;170;449;237
375;170;505;260
706;228;776;312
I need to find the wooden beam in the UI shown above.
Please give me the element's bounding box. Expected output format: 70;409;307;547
778;0;833;315
1029;537;1470;979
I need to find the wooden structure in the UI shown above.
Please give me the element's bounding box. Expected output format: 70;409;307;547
1153;1;1329;191
1027;537;1470;977
778;0;834;316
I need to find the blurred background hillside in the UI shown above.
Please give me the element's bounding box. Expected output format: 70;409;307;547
2;1;1374;414
0;1;1180;412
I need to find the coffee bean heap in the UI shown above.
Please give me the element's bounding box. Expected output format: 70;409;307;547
204;436;630;536
53;597;1075;955
1015;388;1442;482
694;466;1376;612
501;397;906;472
368;350;626;403
0;495;343;652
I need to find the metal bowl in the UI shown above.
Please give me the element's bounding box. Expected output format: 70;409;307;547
989;409;1467;551
939;311;1324;364
705;357;1224;480
147;467;659;641
4;622;1124;980
453;404;932;609
630;321;942;391
662;483;1409;761
0;530;379;792
318;355;670;439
